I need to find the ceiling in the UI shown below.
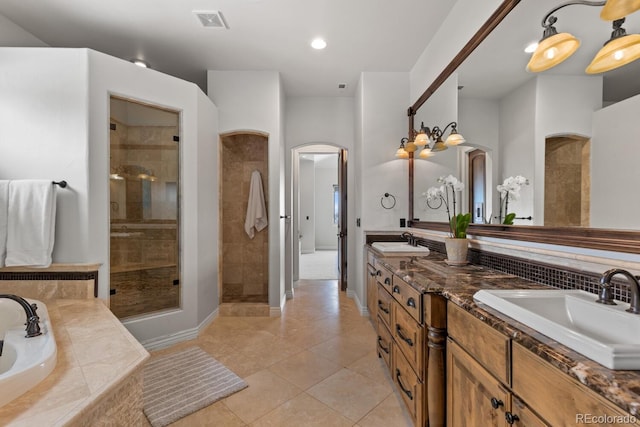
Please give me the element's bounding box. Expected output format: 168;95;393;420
457;0;640;103
0;0;456;97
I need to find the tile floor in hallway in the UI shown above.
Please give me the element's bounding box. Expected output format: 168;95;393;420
145;279;414;427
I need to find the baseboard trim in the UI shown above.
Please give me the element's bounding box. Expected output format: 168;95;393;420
270;292;287;317
347;289;369;317
139;308;219;351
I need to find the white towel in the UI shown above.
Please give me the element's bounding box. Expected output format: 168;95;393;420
244;170;268;239
0;181;9;267
5;180;57;267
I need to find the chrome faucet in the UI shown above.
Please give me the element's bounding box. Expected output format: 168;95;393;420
0;294;42;337
401;231;417;247
596;269;640;314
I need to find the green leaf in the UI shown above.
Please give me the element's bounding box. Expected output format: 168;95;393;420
451;212;471;238
503;212;516;225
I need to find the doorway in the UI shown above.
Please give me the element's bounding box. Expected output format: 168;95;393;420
544;135;591;226
109;96;180;319
293;145;347;291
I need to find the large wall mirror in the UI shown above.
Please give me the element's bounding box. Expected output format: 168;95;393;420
409;0;640;253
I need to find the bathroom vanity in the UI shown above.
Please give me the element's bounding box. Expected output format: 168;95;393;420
366;241;640;427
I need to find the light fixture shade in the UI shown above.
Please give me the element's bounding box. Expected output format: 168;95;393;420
601;0;640;21
405;141;418;153
586;33;640;73
414;131;429;146
527;32;580;72
418;148;434;159
445;132;466;146
395;147;409;159
431;139;448;152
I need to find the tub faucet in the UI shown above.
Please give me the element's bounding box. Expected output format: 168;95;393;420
596;269;640;314
0;294;42;337
401;231;417;246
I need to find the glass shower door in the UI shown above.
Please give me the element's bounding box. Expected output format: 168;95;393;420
109;96;180;319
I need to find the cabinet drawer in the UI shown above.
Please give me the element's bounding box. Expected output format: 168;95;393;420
391;276;423;324
376;284;393;329
376;317;392;372
512;343;639;426
375;261;393;294
447;303;510;385
393;345;425;427
393;302;424;379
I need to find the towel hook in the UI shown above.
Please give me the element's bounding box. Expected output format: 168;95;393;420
52;180;67;188
381;193;396;210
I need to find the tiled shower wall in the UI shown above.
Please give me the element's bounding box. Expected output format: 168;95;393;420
221;134;269;303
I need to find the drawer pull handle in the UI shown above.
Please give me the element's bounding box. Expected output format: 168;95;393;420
385;278;391;285
505;412;520;424
395;369;413;401
376;270;381;277
490;397;504;409
406;297;416;308
377;337;390;354
377;301;390;314
396;325;414;346
392;285;400;293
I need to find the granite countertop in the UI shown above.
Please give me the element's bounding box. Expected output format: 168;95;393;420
370;247;640;417
0;299;149;426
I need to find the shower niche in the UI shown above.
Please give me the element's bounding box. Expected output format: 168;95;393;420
109;96;180;319
220;132;269;307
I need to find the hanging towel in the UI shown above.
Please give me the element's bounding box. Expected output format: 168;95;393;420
0;181;8;268
244;170;268;239
5;180;57;267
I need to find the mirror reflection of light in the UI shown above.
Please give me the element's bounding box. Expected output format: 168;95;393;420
524;42;538;53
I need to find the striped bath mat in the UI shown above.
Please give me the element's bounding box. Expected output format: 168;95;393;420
143;346;247;427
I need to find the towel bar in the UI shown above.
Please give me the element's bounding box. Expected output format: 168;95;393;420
52;181;67;188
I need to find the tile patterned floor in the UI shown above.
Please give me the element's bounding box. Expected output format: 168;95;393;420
145;279;414;426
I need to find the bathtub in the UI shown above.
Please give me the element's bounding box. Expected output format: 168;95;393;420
0;297;57;407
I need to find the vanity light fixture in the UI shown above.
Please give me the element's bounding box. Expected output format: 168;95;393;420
395;138;410;159
412;121;466;156
527;0;640;74
601;0;640;20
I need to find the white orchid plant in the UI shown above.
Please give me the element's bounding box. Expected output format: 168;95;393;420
497;175;529;225
423;175;471;238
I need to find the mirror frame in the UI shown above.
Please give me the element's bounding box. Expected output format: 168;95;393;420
407;0;640;255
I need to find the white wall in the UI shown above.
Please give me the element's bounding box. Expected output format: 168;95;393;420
0;48;220;344
207;70;286;311
410;0;503;102
592;94;640;229
499;77;536;224
356;71;409;311
314;162;338;250
299;157;315;253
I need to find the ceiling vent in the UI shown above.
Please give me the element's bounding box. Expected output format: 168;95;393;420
194;11;229;29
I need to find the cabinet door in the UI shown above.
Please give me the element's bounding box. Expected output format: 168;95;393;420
447;339;509;427
366;263;378;320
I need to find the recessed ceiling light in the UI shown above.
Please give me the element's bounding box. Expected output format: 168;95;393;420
132;59;150;68
524;42;539;53
311;38;327;50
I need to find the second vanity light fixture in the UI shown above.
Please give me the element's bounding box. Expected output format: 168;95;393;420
527;0;640;73
395;121;465;159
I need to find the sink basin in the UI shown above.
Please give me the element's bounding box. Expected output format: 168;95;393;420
473;289;640;370
371;242;430;256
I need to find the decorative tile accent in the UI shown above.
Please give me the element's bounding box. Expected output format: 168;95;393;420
468;248;631;303
0;271;98;298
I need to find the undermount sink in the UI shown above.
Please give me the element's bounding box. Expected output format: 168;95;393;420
371;242;430;256
473;289;640;370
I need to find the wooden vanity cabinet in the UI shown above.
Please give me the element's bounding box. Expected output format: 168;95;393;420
447;302;639;427
368;252;447;427
366;260;378;321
